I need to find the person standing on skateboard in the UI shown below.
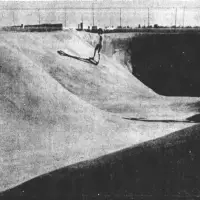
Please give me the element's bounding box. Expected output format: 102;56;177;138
90;28;103;64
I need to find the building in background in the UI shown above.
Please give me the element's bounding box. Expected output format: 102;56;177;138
92;25;97;31
77;22;84;30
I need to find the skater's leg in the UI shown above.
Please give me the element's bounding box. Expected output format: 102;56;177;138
93;49;97;58
90;45;98;59
97;45;102;62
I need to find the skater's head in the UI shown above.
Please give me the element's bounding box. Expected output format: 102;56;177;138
98;28;103;35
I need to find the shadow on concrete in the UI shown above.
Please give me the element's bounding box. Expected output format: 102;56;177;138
123;117;200;123
2;125;200;199
57;50;98;65
128;33;200;96
187;114;200;122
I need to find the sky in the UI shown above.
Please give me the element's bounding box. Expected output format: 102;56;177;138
0;0;199;27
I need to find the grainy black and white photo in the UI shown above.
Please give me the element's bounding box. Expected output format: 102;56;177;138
0;0;200;199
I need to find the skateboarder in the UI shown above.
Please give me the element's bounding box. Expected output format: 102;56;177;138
90;28;103;64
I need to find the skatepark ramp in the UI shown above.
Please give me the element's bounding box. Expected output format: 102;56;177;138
0;30;199;192
2;124;200;199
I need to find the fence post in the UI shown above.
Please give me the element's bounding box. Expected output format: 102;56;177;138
175;7;177;28
120;8;122;27
37;8;41;25
12;10;15;25
183;6;185;27
64;7;67;28
92;2;95;26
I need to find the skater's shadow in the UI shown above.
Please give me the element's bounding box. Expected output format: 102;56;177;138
57;50;98;65
124;117;200;123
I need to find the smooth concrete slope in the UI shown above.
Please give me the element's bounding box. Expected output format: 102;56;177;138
77;31;200;120
0;31;194;192
0;31;199;121
1;124;200;200
77;31;200;121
